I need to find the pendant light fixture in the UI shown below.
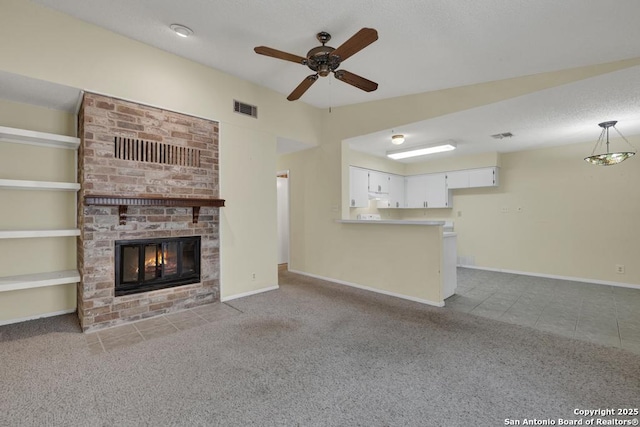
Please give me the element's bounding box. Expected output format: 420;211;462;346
584;121;636;166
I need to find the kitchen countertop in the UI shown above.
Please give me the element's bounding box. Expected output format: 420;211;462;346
336;219;446;226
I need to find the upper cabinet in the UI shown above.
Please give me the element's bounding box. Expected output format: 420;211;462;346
404;175;429;208
388;174;405;208
368;170;389;195
406;173;450;208
425;173;450;208
377;173;404;209
446;167;499;189
350;165;498;210
445;170;469;189
349;166;369;208
468;167;499;187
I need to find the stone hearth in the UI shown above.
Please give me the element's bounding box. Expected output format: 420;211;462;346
77;93;221;332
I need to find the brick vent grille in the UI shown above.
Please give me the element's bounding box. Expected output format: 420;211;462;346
114;136;201;167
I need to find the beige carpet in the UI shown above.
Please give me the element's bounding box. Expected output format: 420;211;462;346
1;270;639;426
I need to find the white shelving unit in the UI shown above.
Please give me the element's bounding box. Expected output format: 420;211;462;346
0;125;80;293
0;179;80;191
0;229;81;239
0;125;80;149
0;270;81;292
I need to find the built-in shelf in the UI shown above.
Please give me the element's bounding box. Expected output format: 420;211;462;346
0;270;80;292
0;179;80;191
0;125;80;149
0;229;81;239
84;195;226;224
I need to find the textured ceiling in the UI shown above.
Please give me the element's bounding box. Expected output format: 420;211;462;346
32;0;640;109
10;1;640;158
348;66;640;162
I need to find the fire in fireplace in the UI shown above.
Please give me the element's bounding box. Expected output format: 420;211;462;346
115;236;201;296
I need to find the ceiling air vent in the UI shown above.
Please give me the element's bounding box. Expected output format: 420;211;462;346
233;100;258;118
490;132;514;139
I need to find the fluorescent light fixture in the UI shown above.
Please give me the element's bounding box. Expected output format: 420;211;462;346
387;141;456;160
170;24;193;38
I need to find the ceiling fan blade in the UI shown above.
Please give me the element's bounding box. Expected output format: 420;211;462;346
254;46;307;64
330;28;378;62
334;70;378;92
287;74;319;101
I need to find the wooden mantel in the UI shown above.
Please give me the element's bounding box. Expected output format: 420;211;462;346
84;195;225;224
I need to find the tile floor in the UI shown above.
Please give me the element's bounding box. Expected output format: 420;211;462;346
446;268;640;354
85;302;242;354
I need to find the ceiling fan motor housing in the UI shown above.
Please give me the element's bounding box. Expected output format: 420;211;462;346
306;45;340;77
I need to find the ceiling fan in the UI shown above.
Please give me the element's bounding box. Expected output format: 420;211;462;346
254;28;379;101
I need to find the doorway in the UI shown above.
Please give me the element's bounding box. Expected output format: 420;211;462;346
277;171;289;270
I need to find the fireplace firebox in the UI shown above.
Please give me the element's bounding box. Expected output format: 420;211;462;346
115;236;201;296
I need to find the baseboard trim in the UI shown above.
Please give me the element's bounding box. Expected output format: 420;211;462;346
221;285;279;302
0;308;76;327
288;269;445;307
458;265;640;290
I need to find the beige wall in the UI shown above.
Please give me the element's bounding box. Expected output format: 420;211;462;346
361;136;640;286
3;0;640;323
279;58;640;300
440;138;640;284
0;0;323;321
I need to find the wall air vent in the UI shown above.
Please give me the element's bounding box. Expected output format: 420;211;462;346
114;136;201;167
233;100;258;118
491;132;514;139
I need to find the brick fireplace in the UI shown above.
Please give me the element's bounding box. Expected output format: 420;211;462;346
77;93;223;332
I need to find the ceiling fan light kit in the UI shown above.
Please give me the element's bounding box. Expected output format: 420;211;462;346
584;120;636;166
254;28;379;101
387;141;457;160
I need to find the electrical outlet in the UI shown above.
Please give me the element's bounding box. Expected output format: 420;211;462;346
252;273;256;281
457;210;462;217
616;265;625;274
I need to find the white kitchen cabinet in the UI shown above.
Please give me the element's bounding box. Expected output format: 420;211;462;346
405;173;450;208
446;167;499;189
445;170;469;189
349;166;369;208
388;174;405;208
425;173;450;208
368;170;389;195
468;167;498;187
405;173;451;208
404;175;429;208
377;173;404;208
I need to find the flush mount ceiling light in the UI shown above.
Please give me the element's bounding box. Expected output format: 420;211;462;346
170;24;193;38
387;141;456;160
391;134;405;145
584;121;636;166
